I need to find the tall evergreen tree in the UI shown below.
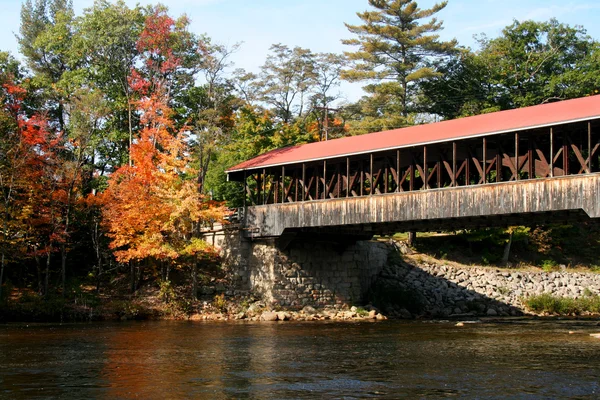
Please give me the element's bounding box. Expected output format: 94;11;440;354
342;0;457;131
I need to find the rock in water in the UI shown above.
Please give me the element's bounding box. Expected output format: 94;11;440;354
260;312;279;321
486;308;498;316
302;306;317;315
590;333;600;339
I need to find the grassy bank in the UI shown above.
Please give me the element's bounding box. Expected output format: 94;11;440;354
524;293;600;315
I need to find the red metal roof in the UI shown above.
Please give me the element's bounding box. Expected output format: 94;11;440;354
227;95;600;174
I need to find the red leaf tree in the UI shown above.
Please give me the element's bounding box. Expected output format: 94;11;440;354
99;8;227;295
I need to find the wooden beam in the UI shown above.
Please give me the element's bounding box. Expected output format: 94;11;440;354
528;136;534;179
496;141;501;183
482;137;487;184
589;121;593;173
515;132;519;181
370;153;374;195
452;141;457;187
262;168;266;205
281;166;285;203
396;149;401;192
243;171;247;207
345;157;350;198
563;133;569;176
550;128;554;178
423;145;428;189
301;163;306;201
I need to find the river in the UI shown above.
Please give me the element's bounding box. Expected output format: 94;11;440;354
1;319;599;399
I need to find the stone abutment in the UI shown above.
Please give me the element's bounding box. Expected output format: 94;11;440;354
203;227;600;315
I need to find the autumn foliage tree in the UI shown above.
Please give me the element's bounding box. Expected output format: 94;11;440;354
99;8;227;295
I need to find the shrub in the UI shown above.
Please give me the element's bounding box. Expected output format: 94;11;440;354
524;293;600;315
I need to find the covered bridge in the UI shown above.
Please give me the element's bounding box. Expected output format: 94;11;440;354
227;96;600;238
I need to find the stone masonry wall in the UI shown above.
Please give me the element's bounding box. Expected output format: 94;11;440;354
202;227;389;307
376;259;600;318
207;228;600;315
248;240;389;307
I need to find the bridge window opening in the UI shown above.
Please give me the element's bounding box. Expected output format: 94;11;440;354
591;120;600;173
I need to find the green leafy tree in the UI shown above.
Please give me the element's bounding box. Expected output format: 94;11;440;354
19;0;78;132
73;0;147;169
342;0;457;131
421;19;600;119
258;44;317;123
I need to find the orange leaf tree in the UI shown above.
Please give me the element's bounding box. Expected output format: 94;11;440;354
100;8;227;294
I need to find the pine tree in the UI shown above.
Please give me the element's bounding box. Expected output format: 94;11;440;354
342;0;457;128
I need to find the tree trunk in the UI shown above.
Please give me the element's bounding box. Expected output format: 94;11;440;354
192;263;198;300
35;251;43;295
130;261;135;294
127;92;133;167
44;252;51;296
502;231;514;265
61;245;67;298
0;252;5;301
407;231;417;247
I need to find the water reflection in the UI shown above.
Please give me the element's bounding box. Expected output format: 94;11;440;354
0;320;599;399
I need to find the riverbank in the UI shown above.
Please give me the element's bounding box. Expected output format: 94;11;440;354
2;237;600;323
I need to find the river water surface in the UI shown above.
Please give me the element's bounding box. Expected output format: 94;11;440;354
1;319;599;399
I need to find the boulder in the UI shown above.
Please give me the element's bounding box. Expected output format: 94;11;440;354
260;311;279;321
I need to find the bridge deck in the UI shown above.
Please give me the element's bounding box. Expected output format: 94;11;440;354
243;173;600;238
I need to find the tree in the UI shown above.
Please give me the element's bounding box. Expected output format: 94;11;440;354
100;8;227;294
18;0;78;133
73;0;147;169
342;0;457;130
173;39;241;194
258;44;316;123
421;19;600;119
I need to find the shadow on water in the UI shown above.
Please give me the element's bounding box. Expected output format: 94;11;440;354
1;319;600;399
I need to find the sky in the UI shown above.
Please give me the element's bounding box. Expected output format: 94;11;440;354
1;0;600;102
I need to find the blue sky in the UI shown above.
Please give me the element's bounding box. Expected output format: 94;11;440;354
1;0;599;101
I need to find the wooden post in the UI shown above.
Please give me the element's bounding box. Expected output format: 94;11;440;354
528;136;534;179
323;160;327;199
588;121;592;173
563;132;569;175
315;165;319;201
396;149;401;192
274;169;279;204
452;142;457;187
346;157;350;198
301;163;306;201
370;153;374;195
337;163;341;198
515;132;520;181
243;171;247;208
281;166;285;203
409;155;415;192
496;140;501;183
423;145;428;189
482;137;487;183
550;128;554;178
262;168;266;205
294;169;298;202
256;173;261;205
465;153;470;185
360;160;364;197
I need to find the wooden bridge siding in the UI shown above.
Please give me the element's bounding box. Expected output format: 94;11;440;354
244;173;600;238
